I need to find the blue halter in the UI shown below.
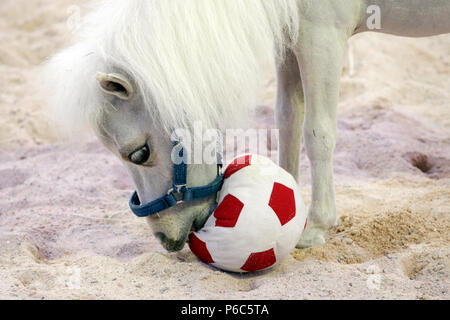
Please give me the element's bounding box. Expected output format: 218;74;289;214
129;140;224;217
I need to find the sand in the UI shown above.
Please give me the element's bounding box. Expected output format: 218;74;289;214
0;0;449;300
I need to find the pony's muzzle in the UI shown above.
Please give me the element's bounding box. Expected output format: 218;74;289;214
155;232;188;252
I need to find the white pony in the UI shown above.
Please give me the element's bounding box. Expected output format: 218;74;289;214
44;0;450;251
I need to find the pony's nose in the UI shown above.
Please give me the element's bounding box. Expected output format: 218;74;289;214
155;232;187;252
128;144;151;165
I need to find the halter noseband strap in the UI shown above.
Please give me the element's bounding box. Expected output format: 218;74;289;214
129;140;224;218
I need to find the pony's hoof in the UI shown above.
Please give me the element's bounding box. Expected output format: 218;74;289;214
296;226;326;248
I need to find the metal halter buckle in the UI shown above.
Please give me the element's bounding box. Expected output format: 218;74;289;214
167;184;186;204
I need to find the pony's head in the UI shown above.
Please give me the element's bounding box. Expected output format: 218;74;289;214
42;0;300;251
95;71;224;251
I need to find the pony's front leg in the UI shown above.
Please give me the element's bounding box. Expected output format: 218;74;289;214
276;48;305;181
295;27;348;248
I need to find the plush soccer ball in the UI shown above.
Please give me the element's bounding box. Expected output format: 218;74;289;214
189;154;307;273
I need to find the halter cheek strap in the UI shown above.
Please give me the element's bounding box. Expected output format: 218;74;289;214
129;141;224;217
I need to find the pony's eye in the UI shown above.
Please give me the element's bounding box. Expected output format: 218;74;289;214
129;144;151;165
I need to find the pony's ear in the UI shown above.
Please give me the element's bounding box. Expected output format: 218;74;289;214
96;72;134;100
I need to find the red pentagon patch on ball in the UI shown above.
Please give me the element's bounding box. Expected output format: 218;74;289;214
241;248;277;272
224;154;252;179
268;182;296;226
214;194;244;228
189;233;214;264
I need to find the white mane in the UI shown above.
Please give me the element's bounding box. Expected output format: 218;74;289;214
43;0;301;136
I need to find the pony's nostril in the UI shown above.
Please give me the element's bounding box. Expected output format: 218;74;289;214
155;232;166;243
129;144;150;165
155;232;186;252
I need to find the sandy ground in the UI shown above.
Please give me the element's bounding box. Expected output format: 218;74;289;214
0;0;449;300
